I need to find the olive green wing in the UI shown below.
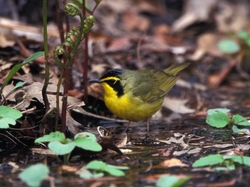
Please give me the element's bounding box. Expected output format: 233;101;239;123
131;63;188;102
132;69;177;102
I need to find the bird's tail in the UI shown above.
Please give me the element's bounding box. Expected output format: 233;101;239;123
164;63;190;75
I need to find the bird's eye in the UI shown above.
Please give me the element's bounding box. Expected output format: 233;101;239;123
104;79;115;85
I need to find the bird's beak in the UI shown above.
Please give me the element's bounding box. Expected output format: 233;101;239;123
89;79;102;84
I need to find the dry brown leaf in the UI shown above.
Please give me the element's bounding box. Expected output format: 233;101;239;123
68;89;84;99
0;33;15;47
160;135;189;149
2;81;84;134
31;148;56;156
58;165;79;174
163;97;195;114
139;37;169;52
106;37;132;52
122;9;150;32
153;24;183;46
173;147;202;156
215;1;250;33
0;17;59;40
172;0;216;32
88;32;110;57
159;158;188;168
196;33;224;58
133;0;165;15
16;39;45;64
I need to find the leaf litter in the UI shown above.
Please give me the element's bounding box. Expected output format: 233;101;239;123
1;0;250;186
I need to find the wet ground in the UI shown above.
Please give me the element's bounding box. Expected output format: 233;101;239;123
1;81;250;186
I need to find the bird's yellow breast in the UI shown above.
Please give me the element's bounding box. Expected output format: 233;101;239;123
101;82;164;122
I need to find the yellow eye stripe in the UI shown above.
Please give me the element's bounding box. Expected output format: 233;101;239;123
101;76;120;83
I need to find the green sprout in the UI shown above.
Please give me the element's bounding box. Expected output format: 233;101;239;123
0;106;22;129
206;108;250;133
156;175;190;187
80;160;129;179
19;163;49;187
35;131;102;163
0;52;44;95
193;154;250;170
218;39;240;54
218;30;250;54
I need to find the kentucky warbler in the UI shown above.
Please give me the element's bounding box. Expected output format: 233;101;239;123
89;63;189;132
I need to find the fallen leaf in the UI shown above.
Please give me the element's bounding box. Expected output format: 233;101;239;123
163;97;195;114
158;158;188;167
160;135;189;149
172;0;216;32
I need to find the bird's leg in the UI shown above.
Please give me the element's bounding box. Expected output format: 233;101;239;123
123;121;131;133
146;118;150;132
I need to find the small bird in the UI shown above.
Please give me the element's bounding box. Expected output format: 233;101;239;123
89;63;189;132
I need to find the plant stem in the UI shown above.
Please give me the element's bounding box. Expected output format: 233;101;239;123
55;0;65;43
82;0;88;104
54;0;64;131
42;0;50;112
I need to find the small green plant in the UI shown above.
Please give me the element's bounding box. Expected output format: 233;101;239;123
218;39;240;54
53;3;95;133
192;154;250;170
237;30;250;47
218;30;250;54
206;108;250;133
156;175;190;187
35;131;102;162
19;163;49;187
0;106;22;129
79;160;129;179
0;52;44;95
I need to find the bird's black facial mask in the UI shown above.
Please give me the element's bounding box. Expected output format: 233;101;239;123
100;69;125;97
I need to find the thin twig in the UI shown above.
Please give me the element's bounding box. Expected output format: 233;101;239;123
42;0;50;112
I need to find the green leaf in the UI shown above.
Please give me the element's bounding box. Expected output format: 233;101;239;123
79;171;93;179
156;175;190;187
237;30;249;40
91;172;104;178
232;125;247;133
222;159;236;170
218;39;240;54
107;164;129;170
74;132;97;141
0;51;44;94
9;81;26;93
192;154;224;167
85;160;128;177
104;166;125;176
74;137;102;152
232;114;250;126
207;108;230;115
0;118;16;128
19;163;49;187
48;140;75;155
206;112;230;128
35;131;66;143
225;156;250;166
74;132;102;152
105;164;129;177
86;160;106;170
245;38;250;47
79;170;104;179
0;106;22;129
